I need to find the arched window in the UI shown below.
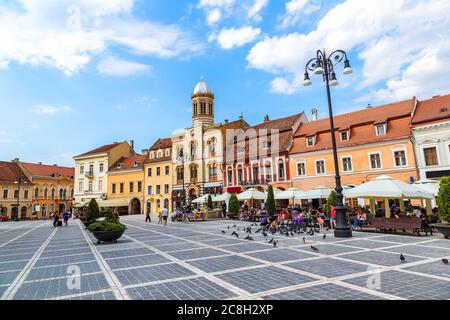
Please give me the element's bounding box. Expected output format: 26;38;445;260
237;165;243;184
278;159;285;179
265;161;272;181
252;163;259;184
44;187;48;199
51;187;55;200
227;167;233;185
201;102;206;114
164;198;169;209
34;187;39;199
59;188;63;199
208;138;216;155
176;166;184;181
209;163;217;180
193;102;198;116
190;142;196;157
63;189;67;199
190;164;198;180
208;102;212;115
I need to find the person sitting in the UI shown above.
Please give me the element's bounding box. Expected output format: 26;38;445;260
316;212;325;230
390;209;400;219
193;210;202;221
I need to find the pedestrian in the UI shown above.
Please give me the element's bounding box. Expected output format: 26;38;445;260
145;210;151;223
63;211;70;226
157;206;162;224
222;202;227;219
53;212;60;228
161;207;169;226
330;205;337;229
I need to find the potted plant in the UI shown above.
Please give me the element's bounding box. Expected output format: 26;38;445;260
266;186;276;219
227;193;240;219
81;199;101;227
87;208;126;244
434;176;450;239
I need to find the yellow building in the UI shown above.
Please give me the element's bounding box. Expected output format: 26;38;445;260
106;154;146;215
144;138;173;214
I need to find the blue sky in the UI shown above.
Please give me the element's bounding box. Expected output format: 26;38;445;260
0;0;449;166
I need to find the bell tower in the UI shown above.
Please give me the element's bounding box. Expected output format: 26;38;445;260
192;76;214;128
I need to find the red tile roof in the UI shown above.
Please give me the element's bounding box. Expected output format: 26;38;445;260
290;99;415;154
251;113;305;132
149;138;172;151
74;142;124;158
412;94;450;125
19;162;74;178
0;161;31;183
109;155;147;172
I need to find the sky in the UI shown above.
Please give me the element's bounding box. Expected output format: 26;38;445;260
0;0;449;167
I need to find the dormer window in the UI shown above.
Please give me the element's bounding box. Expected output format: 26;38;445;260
157;151;163;158
165;149;170;157
262;141;272;149
134;161;141;167
340;131;349;141
116;163;123;169
307;136;316;147
376;124;386;136
150;152;155;159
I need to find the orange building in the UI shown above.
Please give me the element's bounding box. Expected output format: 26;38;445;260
289;98;419;205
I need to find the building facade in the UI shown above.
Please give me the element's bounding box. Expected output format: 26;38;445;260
144;138;173;213
411;94;450;181
0;161;33;220
223;113;307;193
73;141;134;208
18;161;74;219
171;78;248;207
107;154;146;215
289;99;419;195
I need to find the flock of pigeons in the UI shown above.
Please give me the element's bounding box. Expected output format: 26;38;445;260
221;223;449;265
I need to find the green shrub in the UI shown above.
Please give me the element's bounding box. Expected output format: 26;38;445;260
207;195;213;210
82;199;100;222
102;208;117;222
326;190;337;217
228;194;240;214
87;220;126;232
266;186;276;215
437;176;450;223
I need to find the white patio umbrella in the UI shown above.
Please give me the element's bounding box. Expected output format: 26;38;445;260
295;186;333;200
212;192;230;202
191;194;212;203
275;188;304;200
343;175;433;199
413;180;440;197
237;188;266;201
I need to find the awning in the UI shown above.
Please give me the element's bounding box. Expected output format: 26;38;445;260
97;199;129;207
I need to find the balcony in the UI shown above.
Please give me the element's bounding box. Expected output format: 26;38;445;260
84;171;94;179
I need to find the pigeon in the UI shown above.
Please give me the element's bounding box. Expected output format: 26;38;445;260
256;228;262;233
273;240;278;247
290;232;294;236
442;258;448;264
400;254;405;262
311;245;320;252
262;231;268;237
221;230;226;234
302;237;306;243
268;238;274;244
233;224;236;228
244;235;253;241
323;234;326;239
227;226;230;229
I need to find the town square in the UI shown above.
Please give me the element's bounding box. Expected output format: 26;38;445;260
1;0;450;305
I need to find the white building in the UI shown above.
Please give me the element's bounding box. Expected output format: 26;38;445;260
73;141;134;207
411;94;450;181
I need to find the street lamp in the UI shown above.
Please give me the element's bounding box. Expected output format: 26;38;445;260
304;49;353;238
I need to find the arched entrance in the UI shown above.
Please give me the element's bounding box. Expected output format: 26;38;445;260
130;198;141;215
189;189;197;203
11;207;18;220
1;207;7;216
20;206;27;219
59;204;65;213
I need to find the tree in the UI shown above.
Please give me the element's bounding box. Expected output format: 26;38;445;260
326;190;337;216
266;186;276;216
82;199;100;222
437;176;450;223
207;195;213;210
228;194;240;218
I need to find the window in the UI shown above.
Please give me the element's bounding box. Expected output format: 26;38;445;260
297;162;306;176
208;139;216;154
278;162;285;179
263;141;271;149
99;163;104;172
44;187;48;199
190;142;196;157
307;136;315;147
164;184;169;194
177;167;184;181
165;149;170;157
394;150;407;167
147;185;152;195
88;181;93;192
190;165;198;180
129;182;134;193
147;168;152;177
341;131;349;141
119;183;124;193
157;151;162;158
423;147;438;166
376;124;386;136
342;157;353;172
24;189;29;199
156;185;161;194
227;168;233;185
315;160;326;175
3;189;8;199
369;153;382;169
265;163;272;180
252;165;259;183
98;179;103;191
34;187;39;199
80;165;84;174
150;152;155;159
156;167;161;176
138;181;142;193
51;188;55;199
209;164;217;180
165;166;170;175
237;167;243;184
89;164;94;175
78;181;83;193
14;189;19;199
112;183;116;194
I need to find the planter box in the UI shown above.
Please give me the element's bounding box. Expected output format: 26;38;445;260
91;229;125;244
432;223;450;239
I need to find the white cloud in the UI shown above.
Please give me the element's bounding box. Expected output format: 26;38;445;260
34;105;72;116
217;26;261;49
0;0;203;75
247;0;269;21
206;8;222;25
116;105;127;110
97;56;150;76
279;0;321;29
198;0;236;8
247;0;450;100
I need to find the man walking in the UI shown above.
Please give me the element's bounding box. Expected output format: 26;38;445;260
222;202;227;219
145;210;151;223
161;207;169;226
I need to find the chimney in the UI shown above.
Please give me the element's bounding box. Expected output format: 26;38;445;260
38;162;42;165
12;158;19;163
130;140;134;150
224;119;229;124
141;149;149;156
311;109;318;121
239;113;244;120
367;104;372;109
264;115;270;122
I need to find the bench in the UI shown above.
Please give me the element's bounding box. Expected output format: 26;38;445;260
362;216;430;236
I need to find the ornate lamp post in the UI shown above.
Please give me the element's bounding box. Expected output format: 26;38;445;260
177;150;189;207
304;49;353;238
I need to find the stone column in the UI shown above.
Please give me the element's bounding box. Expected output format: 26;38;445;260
384;199;390;218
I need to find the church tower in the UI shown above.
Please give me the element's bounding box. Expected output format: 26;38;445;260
191;76;214;128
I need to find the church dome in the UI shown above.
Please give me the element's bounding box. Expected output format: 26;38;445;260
193;76;212;95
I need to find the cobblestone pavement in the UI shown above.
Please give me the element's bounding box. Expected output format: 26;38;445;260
0;216;449;300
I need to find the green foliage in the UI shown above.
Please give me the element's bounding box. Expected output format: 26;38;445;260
228;194;240;214
87;220;126;232
103;208;117;222
207;195;213;210
326;190;337;216
437;176;450;223
266;186;276;215
82;199;100;222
